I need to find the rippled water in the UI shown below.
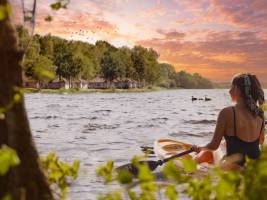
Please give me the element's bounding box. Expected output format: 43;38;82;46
25;89;266;200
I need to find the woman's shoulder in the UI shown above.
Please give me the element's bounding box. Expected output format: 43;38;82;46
218;106;234;118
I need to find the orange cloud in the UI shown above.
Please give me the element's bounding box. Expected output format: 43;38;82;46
137;30;267;81
139;3;166;18
157;29;186;40
8;0;267;82
206;0;267;29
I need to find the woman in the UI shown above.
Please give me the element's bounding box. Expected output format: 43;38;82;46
192;73;265;167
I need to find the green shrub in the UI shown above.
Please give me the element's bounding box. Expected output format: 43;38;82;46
97;146;267;200
41;152;80;200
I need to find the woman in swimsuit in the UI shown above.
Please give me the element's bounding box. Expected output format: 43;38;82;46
192;73;265;167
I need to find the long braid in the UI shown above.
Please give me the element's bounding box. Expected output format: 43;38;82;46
233;73;265;121
249;74;265;120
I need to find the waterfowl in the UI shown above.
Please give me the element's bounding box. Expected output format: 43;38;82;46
192;96;197;101
205;95;211;101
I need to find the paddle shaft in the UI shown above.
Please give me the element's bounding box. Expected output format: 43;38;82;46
160;148;194;164
116;148;194;175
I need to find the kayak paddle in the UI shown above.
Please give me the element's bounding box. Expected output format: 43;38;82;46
116;148;194;176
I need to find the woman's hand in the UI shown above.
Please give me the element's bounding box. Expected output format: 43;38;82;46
192;145;201;153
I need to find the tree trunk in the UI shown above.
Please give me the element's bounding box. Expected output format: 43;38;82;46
0;1;54;199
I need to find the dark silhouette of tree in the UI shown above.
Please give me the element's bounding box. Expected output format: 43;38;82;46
0;0;54;199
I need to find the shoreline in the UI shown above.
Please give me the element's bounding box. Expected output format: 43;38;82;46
23;87;168;94
24;87;267;94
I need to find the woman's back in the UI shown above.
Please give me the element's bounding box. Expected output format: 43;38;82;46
225;105;263;142
224;106;264;164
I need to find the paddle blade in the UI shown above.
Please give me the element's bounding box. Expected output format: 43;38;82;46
116;160;159;176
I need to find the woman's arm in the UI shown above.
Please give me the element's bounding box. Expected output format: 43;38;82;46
193;108;228;152
259;122;265;145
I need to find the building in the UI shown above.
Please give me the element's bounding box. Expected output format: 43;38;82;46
44;77;69;89
71;79;88;89
24;80;40;89
88;77;108;89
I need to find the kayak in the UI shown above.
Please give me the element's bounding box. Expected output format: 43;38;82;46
154;139;226;175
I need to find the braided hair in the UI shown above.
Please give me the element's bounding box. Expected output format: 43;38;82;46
232;73;265;120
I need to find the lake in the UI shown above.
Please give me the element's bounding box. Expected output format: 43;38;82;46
25;89;267;200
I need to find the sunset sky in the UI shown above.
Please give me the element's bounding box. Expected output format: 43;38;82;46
12;0;267;82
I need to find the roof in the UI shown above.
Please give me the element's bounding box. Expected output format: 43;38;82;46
88;77;106;83
50;77;68;83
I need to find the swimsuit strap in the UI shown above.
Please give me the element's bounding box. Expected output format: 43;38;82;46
260;119;265;138
232;107;237;136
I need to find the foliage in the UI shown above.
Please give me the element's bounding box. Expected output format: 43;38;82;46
53;40;83;83
97;146;267;200
0;146;20;200
172;71;213;89
0;145;79;200
0;3;11;21
0;87;23;120
0;146;20;176
41;152;80;200
50;0;70;10
262;103;267;112
16;26;213;89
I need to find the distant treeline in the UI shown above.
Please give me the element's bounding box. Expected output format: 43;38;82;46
16;25;213;89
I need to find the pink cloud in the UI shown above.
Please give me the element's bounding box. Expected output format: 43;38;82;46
137;30;267;81
157;29;186;40
206;0;267;29
139;3;166;18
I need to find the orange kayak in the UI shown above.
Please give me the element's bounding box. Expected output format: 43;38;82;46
154;139;226;175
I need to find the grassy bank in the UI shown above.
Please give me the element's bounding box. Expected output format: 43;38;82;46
23;87;166;94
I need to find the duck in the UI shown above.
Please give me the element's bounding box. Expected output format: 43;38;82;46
192;96;197;101
204;95;211;101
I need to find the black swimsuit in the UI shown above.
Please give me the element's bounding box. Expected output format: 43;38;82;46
224;107;264;165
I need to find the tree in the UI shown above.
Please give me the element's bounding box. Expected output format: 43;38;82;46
39;34;54;59
131;46;147;83
70;41;98;80
173;71;213;89
53;40;82;86
120;47;136;79
159;63;176;80
143;48;161;85
192;73;213;89
112;47;135;80
78;54;96;80
100;52;119;82
0;0;53;199
22;34;55;83
15;25;30;50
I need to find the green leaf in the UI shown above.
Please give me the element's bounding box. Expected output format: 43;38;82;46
165;185;178;200
216;178;235;200
45;15;53;22
50;2;62;10
2;194;12;200
163;161;187;183
0;146;20;175
128;191;138;200
117;170;133;184
0;4;11;21
97;160;114;183
137;164;154;182
40;152;80;199
13;93;22;103
0;6;6;20
180;158;197;173
261;103;267;111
